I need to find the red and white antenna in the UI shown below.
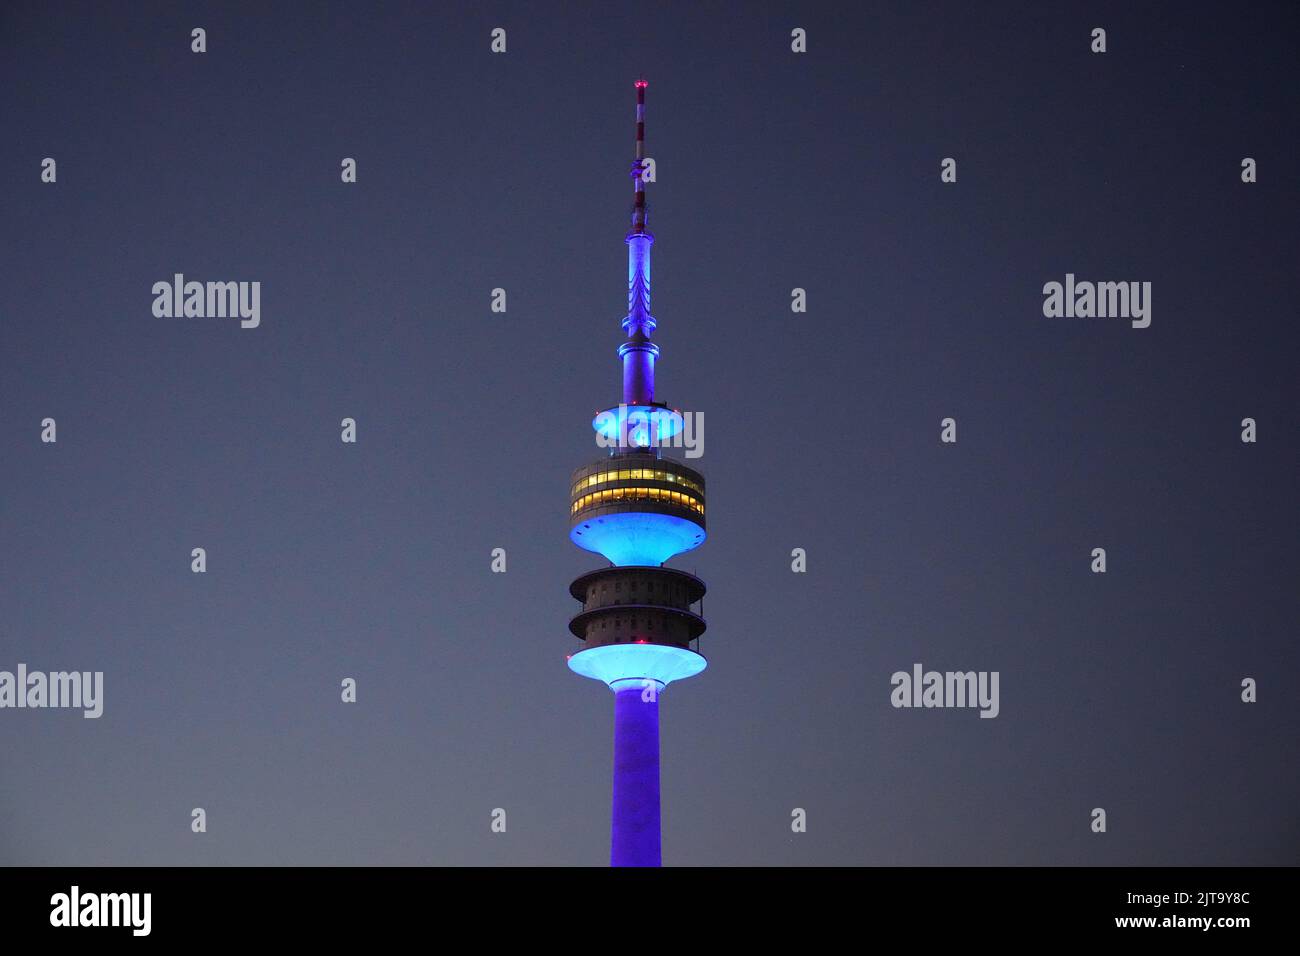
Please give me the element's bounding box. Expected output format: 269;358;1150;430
631;78;648;234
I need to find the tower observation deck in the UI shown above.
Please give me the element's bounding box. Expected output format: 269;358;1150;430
567;80;708;867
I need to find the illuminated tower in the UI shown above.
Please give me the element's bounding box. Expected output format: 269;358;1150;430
567;80;707;868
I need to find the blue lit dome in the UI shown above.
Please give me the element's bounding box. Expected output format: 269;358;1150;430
571;511;704;566
592;404;684;447
568;642;707;688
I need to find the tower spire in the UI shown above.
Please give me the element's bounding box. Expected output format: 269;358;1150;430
632;78;648;234
620;78;657;408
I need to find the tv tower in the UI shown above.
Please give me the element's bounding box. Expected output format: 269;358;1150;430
566;79;708;867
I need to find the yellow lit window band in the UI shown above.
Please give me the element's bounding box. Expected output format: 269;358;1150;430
570;485;705;517
571;468;704;498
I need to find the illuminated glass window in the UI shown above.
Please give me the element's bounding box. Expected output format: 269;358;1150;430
572;484;704;518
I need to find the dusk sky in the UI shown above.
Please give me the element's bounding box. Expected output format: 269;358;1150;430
2;0;1296;866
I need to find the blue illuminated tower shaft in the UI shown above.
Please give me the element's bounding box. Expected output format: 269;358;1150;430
611;681;661;866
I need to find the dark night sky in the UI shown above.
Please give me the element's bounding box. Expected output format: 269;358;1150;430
2;1;1296;865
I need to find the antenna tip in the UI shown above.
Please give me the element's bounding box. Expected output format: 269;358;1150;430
635;78;648;89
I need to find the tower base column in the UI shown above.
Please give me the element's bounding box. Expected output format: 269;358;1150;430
610;679;662;867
